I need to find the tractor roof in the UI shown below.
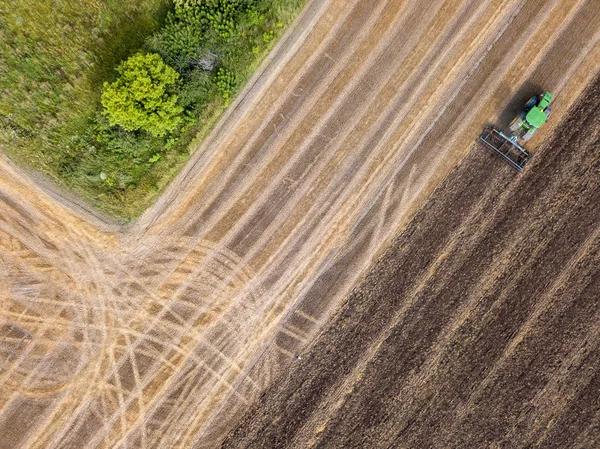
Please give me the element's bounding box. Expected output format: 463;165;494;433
526;107;549;128
539;91;552;109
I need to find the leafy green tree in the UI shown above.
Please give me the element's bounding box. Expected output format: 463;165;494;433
101;53;183;137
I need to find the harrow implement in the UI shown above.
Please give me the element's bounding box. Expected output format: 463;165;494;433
479;125;532;172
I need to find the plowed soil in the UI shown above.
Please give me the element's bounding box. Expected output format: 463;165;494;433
222;77;600;449
0;0;599;448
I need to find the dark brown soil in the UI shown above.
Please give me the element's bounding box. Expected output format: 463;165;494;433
220;76;600;449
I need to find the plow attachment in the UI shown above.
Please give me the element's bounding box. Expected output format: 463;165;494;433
479;126;532;172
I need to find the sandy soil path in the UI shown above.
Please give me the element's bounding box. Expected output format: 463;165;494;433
0;0;599;447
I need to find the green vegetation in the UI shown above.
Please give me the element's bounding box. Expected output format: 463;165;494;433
0;0;306;218
101;53;183;136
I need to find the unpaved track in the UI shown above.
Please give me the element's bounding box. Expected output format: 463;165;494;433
0;0;599;448
222;76;600;449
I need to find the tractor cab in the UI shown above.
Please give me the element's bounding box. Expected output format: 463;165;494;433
511;91;553;141
525;91;552;127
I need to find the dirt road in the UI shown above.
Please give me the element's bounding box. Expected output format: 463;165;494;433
222;76;600;449
0;0;599;448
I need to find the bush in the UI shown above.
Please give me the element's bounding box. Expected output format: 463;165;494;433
148;6;208;64
101;53;183;136
215;67;237;104
177;69;218;113
148;0;255;71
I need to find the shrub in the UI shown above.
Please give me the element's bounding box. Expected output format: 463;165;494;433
215;67;237;104
177;69;218;113
101;53;183;136
148;0;254;70
149;6;208;63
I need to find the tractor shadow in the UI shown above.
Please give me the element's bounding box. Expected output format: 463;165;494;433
496;80;546;129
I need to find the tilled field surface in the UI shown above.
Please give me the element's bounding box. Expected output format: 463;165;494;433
222;78;600;449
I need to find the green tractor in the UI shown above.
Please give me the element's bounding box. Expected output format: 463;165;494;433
479;91;553;171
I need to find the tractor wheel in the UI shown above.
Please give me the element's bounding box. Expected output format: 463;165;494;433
544;106;552;117
524;96;538;110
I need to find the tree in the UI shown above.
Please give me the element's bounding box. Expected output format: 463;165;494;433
101;53;183;137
